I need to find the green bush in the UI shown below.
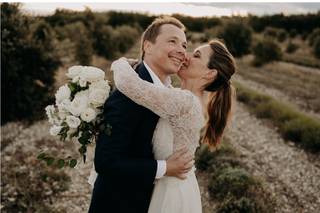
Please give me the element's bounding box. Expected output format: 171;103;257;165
1;3;60;124
208;167;258;200
313;36;320;58
252;38;282;66
263;27;278;38
218;21;252;57
308;28;320;46
92;24;118;59
113;25;140;54
277;29;287;42
217;196;260;213
286;41;299;53
282;117;320;150
195;142;236;171
75;31;93;65
289;29;297;38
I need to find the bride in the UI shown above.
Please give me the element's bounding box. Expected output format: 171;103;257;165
110;39;236;213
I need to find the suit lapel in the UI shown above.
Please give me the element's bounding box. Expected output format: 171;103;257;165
136;62;154;84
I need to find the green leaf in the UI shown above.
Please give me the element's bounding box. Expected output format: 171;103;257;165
78;145;87;154
37;153;46;160
57;159;65;169
46;157;55;166
69;159;77;168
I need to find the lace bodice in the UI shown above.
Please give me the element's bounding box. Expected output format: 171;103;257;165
111;59;205;159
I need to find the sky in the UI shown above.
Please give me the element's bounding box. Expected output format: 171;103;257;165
21;2;320;17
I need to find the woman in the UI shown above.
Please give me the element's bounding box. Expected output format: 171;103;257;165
111;39;236;213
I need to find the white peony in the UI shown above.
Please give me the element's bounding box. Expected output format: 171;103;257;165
79;66;105;83
66;115;81;129
50;125;62;136
55;84;71;104
66;66;83;79
89;88;108;107
68;94;89;116
80;108;97;122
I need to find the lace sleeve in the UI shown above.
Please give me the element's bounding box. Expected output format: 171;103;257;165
111;58;194;119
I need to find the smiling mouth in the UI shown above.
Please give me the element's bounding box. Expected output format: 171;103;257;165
169;56;184;66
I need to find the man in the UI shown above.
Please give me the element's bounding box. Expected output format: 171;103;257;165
89;16;192;213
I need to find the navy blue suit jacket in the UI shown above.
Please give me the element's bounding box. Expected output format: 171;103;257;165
88;63;160;213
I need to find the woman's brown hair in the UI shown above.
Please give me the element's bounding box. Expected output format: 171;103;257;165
202;39;236;148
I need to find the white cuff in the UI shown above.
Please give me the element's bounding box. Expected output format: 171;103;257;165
155;160;167;179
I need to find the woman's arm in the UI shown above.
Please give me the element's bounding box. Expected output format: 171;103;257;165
111;58;193;119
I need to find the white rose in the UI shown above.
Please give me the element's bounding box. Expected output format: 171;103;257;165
89;88;108;107
80;108;97;122
89;80;110;93
50;125;62;136
67;66;83;79
57;99;71;113
68;95;88;116
79;78;87;87
80;66;105;83
66;115;81;129
55;84;71;104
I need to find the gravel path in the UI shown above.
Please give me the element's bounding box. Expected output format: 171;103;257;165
228;102;320;213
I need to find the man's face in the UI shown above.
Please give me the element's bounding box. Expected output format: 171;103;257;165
144;24;187;75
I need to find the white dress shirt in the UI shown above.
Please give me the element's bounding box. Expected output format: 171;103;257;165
143;61;169;179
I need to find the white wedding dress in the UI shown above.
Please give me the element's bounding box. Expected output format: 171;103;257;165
111;59;205;213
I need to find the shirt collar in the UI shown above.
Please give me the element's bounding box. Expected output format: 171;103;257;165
143;61;171;87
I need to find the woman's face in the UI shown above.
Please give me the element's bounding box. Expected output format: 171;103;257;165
178;44;217;82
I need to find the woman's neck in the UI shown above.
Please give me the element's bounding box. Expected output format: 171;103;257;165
181;79;208;114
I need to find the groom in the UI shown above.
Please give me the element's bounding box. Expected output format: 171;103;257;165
89;16;191;213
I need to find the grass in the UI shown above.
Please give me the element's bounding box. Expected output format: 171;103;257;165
235;81;320;152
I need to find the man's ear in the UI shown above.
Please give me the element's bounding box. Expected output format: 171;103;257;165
143;40;152;55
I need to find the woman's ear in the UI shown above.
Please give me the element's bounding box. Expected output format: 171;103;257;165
205;69;218;81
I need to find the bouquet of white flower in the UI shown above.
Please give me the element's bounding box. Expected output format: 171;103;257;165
38;65;111;169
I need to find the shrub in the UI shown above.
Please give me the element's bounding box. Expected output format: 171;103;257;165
195;144;214;171
286;41;299;53
1;3;60;124
263;27;278;38
92;24;118;59
75;30;93;65
308;28;320;46
218;21;252;57
217;196;260;213
252;38;282;66
195;141;236;171
113;25;140;54
208;167;258;200
289;29;297;38
282;117;320;150
277;29;287;42
313;36;320;58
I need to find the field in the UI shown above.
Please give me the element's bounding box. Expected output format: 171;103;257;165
2;4;320;213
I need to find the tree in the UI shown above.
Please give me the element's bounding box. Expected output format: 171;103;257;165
1;3;60;124
218;21;252;58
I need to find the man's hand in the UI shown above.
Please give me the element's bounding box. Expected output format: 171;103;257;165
165;147;194;180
